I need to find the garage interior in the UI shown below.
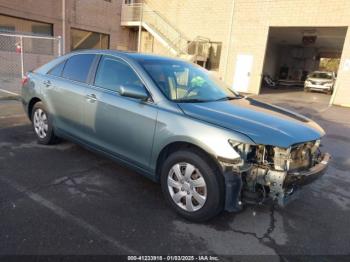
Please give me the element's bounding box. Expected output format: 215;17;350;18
261;26;347;101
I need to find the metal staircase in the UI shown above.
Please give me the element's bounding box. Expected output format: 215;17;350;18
121;2;210;66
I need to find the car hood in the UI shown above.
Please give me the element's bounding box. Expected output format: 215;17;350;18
177;97;325;148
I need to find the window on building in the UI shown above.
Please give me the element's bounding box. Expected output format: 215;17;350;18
71;28;109;51
0;14;53;53
94;56;143;92
0;27;16;51
0;25;15;32
0;14;53;35
62;54;96;83
206;42;222;71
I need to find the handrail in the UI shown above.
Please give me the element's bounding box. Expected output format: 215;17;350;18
142;3;188;54
121;3;210;60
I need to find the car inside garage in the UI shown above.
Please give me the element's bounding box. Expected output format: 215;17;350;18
261;27;347;103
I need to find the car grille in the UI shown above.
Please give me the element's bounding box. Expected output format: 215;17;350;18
311;81;321;85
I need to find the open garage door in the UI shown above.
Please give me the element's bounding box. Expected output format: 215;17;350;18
261;27;347;104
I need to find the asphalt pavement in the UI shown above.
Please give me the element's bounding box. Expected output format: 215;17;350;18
0;89;349;260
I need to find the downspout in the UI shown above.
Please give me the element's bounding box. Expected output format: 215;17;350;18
137;1;144;52
223;0;235;82
62;0;66;54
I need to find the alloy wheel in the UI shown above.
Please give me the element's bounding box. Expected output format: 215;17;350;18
33;108;48;139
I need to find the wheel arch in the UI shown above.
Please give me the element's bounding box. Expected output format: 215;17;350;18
155;141;222;182
28;97;42;120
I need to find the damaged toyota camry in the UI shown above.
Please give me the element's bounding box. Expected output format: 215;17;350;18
21;50;330;221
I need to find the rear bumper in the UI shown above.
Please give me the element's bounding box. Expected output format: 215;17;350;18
286;153;330;187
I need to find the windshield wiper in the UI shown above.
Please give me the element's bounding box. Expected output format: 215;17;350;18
214;96;242;101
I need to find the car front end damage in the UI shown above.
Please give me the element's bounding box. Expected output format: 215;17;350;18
221;139;330;210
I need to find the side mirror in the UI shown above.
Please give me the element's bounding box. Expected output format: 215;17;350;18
119;84;149;101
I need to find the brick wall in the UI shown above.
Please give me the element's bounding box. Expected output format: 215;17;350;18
0;0;132;52
145;0;233;77
68;0;130;50
1;0;349;105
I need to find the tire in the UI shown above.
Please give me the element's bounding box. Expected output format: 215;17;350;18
31;102;58;145
327;89;333;95
304;87;310;92
160;149;224;222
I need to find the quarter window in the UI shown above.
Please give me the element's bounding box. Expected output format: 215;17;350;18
62;54;95;83
48;61;66;77
94;56;143;92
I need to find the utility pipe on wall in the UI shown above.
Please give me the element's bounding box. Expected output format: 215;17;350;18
224;0;235;82
137;2;144;52
62;0;66;54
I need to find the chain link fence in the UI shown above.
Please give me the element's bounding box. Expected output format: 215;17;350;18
0;33;61;95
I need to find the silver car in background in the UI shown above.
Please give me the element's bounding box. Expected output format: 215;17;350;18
304;71;336;94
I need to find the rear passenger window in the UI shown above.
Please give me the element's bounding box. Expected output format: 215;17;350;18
94;56;143;92
62;54;95;83
48;60;66;77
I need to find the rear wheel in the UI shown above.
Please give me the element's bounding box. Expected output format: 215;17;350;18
31;102;57;145
160;149;224;222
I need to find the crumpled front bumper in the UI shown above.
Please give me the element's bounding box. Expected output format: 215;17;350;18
286;153;330;187
279;152;330;206
223;153;331;211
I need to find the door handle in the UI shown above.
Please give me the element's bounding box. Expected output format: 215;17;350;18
86;94;97;103
43;80;51;87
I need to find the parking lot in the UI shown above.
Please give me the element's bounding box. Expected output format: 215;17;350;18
0;89;350;259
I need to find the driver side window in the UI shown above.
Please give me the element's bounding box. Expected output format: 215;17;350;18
94;56;143;93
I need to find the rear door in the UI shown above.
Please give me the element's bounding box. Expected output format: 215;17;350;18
84;55;158;169
44;54;96;139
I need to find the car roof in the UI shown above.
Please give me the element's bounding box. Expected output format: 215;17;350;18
35;49;191;78
69;49;185;63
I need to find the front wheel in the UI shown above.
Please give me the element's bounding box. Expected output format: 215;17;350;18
31;102;58;145
160;150;224;222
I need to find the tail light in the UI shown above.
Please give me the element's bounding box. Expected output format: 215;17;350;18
21;75;29;86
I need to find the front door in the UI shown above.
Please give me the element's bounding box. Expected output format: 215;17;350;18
232;54;253;93
84;55;158;170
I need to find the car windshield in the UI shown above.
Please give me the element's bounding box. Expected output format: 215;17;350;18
138;59;240;102
309;72;333;79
